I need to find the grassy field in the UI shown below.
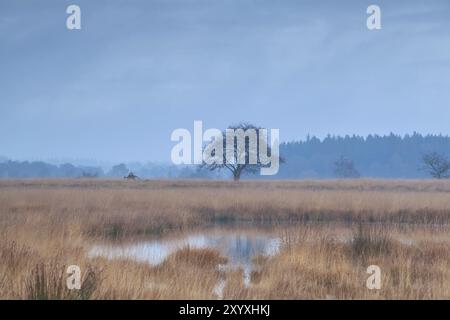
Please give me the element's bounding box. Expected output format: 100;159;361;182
0;179;449;299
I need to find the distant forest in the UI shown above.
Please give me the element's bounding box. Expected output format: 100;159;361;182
277;133;450;179
1;133;450;179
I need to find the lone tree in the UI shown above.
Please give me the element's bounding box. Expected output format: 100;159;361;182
333;156;360;178
201;123;283;181
421;152;450;179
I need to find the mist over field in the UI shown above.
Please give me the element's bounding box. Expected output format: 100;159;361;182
2;133;450;179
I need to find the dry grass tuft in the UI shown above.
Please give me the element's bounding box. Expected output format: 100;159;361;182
25;262;101;300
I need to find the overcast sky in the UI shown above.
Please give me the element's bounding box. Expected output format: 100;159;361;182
1;0;449;163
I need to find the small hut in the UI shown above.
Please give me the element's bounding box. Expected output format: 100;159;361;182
124;172;139;180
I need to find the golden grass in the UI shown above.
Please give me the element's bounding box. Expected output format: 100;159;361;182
0;179;449;299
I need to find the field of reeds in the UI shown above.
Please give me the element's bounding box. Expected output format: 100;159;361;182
0;179;449;299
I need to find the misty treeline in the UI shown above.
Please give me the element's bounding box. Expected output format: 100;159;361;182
0;161;104;179
277;133;450;179
1;133;450;179
0;160;219;179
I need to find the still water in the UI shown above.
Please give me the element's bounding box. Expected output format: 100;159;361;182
88;223;449;298
89;229;282;290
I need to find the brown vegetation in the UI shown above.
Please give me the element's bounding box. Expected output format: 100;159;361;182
0;179;449;299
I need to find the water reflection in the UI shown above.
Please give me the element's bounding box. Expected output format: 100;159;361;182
88;223;450;298
89;231;282;290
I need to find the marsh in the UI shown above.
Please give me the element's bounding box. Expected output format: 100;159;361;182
0;179;449;299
